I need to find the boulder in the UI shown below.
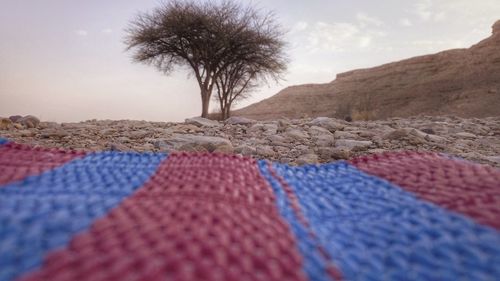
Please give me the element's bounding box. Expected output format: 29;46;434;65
0;118;12;130
18;115;40;128
9;115;23;123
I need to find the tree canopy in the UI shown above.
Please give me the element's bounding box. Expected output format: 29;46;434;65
125;0;287;118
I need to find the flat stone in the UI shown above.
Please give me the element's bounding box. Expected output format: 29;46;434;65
167;134;233;153
185;117;220;127
335;139;373;150
455;132;477;139
308;126;333;136
309;117;344;132
224;117;256;125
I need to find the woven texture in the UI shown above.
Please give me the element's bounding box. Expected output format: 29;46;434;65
0;139;499;281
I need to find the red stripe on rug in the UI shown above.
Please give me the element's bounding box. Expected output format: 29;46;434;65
20;153;307;281
350;151;500;229
0;143;86;186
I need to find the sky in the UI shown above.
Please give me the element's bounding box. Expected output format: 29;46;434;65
1;0;499;122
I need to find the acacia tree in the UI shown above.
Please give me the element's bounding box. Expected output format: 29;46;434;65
125;0;287;118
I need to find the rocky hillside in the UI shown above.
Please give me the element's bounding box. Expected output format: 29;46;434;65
233;20;500;120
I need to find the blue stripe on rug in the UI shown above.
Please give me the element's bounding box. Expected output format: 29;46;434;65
0;151;166;281
0;138;8;146
259;160;334;281
269;161;500;281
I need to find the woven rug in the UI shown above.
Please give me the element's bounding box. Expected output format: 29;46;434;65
0;138;499;281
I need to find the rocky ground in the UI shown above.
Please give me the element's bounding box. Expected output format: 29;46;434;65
1;115;499;167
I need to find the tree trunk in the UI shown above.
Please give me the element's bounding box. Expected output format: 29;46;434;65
225;103;231;119
200;89;211;118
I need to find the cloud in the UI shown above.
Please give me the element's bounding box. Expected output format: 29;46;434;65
356;12;384;27
101;28;113;34
302;16;386;53
74;29;88;36
400;18;413;27
414;0;446;22
292;21;308;33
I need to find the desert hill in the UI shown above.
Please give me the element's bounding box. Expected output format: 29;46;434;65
233;20;500;120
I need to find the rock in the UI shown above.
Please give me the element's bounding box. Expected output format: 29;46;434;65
167;134;233;153
284;128;309;141
455;132;477;139
383;128;427;144
248;123;278;135
486;155;500;164
296;153;319;165
13;123;24;129
333;131;358;139
40;129;69;138
309;117;344;132
18;115;40;128
268;135;290;145
234;145;257;156
425;134;447;143
9;115;23;123
107;142;129;151
493;19;500;34
335;139;373;150
224;117;256;125
256;146;275;157
317;147;351;160
152;140;171;151
330;147;352;160
421;128;436;135
0;118;12;130
129;130;150;139
185;117;220;127
313;135;335;147
308;126;333;136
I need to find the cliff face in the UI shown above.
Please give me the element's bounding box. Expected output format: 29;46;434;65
234;20;500;120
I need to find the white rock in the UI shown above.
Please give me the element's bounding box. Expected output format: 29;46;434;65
167;134;233;153
335;139;373;150
455;132;477;139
